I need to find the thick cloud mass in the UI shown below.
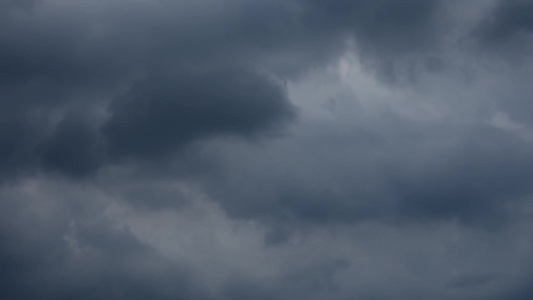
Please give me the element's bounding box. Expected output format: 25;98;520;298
103;69;294;159
2;0;533;299
474;0;533;54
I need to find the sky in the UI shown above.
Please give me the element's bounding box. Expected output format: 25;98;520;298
1;0;533;299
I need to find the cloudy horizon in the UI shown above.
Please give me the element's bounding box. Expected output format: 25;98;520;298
1;0;533;299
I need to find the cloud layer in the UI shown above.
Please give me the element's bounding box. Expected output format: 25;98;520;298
1;0;533;299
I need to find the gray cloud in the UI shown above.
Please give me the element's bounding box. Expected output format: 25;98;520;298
38;110;105;177
0;184;212;300
204;103;533;230
0;0;301;179
0;0;453;180
1;0;533;299
473;0;533;57
102;68;294;160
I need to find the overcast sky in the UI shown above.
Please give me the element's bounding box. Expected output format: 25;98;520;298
1;0;533;299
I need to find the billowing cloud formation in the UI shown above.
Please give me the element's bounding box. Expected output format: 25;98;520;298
1;0;533;299
103;69;293;159
474;0;533;55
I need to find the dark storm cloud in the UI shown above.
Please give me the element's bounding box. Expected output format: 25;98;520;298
0;181;355;300
37;110;105;177
102;68;294;159
473;0;533;56
300;0;442;54
446;272;498;289
0;0;301;178
0;0;454;181
2;1;533;300
222;258;350;300
388;125;533;227
0;188;211;300
302;0;447;83
205;113;533;228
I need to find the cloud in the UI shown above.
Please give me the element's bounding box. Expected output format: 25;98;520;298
37;110;105;177
0;180;212;300
102;68;294;160
2;0;533;299
0;0;450;180
0;0;301;179
473;0;533;57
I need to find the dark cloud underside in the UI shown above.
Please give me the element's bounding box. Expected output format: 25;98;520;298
1;0;533;300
